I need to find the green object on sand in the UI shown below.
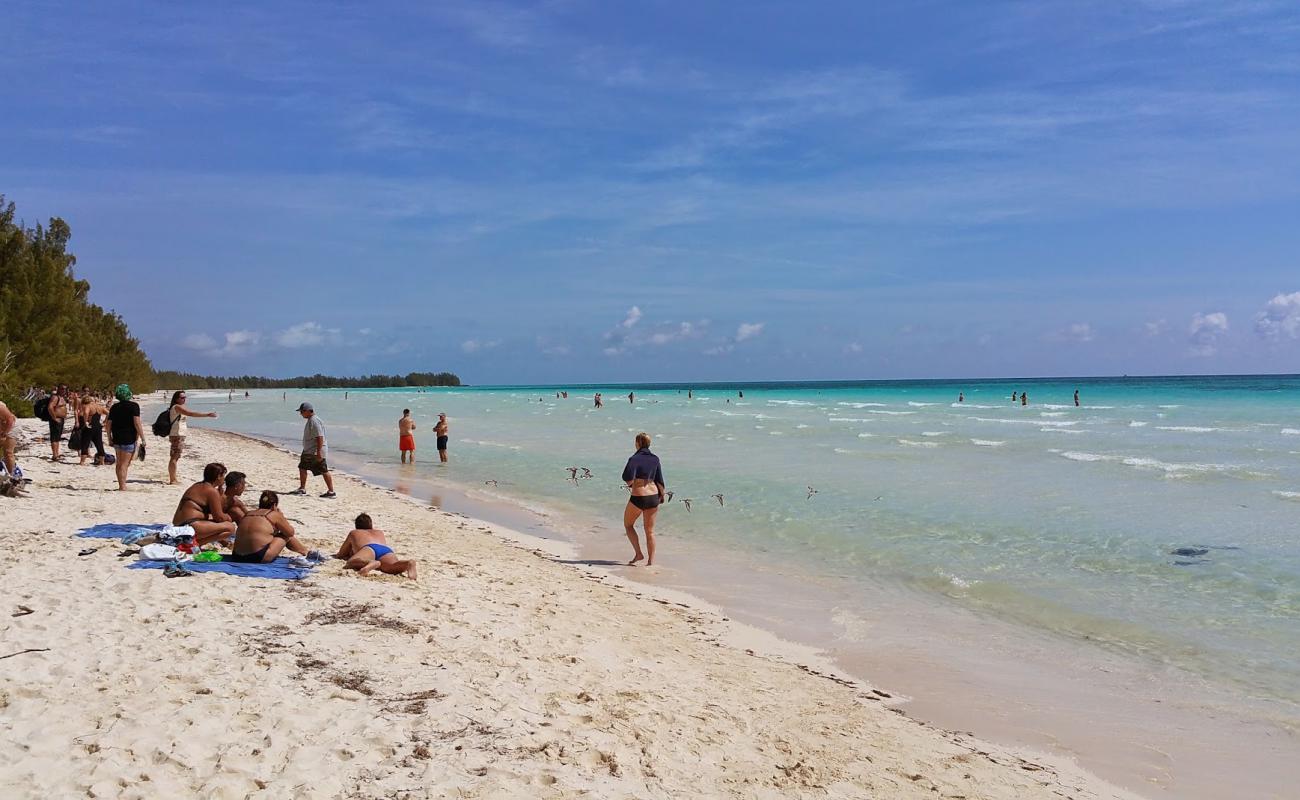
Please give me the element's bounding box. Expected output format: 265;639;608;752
193;551;222;563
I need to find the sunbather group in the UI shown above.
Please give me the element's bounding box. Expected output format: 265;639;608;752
171;461;417;579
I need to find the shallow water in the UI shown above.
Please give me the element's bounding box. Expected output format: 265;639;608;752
196;376;1300;716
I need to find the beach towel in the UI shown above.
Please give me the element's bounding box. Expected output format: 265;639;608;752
126;557;312;581
77;523;165;540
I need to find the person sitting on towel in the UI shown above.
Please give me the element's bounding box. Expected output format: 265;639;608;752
332;513;417;580
229;490;312;563
171;462;237;547
222;471;249;522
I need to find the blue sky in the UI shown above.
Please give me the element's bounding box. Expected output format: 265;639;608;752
3;0;1299;383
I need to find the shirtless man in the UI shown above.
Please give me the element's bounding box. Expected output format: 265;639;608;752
398;409;417;463
171;462;237;547
434;413;449;463
223;471;249;522
0;400;17;474
332;513;417;579
229;490;312;563
48;385;68;461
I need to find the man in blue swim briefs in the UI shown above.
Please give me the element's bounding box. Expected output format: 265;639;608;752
332;513;417;580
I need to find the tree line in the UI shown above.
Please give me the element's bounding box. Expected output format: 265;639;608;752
153;371;461;390
0;195;156;410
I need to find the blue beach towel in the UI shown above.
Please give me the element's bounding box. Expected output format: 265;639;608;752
77;523;165;539
126;557;311;581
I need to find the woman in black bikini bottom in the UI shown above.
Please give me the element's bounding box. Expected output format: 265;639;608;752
621;432;666;566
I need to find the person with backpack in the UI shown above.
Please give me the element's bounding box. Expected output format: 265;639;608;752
107;384;145;491
159;390;218;485
44;385;69;461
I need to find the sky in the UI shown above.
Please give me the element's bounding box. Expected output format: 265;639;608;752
2;0;1299;384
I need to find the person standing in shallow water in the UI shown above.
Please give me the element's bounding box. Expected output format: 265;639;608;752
398;409;417;463
1074;389;1080;407
621;432;665;566
434;413;449;463
1020;392;1028;406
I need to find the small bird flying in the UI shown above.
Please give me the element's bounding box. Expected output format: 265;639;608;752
806;486;818;500
712;494;724;507
681;498;693;512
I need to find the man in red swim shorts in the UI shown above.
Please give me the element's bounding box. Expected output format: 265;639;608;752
398;408;417;463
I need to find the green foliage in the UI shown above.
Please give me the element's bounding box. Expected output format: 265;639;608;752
0;195;155;415
152;371;461;390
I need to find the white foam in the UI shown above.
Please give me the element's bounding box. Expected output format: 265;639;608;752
1121;457;1237;474
856;432;875;438
795;424;812;429
920;431;948;437
951;403;997;408
907;401;940;407
1040;404;1073;410
828;417;874;423
838;402;888;408
769;431;784;435
1158;404;1182;409
769;400;815;406
1282;428;1300;436
1129;421;1148;427
1041;427;1086;434
833;447;855;454
970;439;1005;447
897;438;940;448
972;417;1079;427
1040;411;1067;417
1060;451;1111;462
867;410;916;416
1273;490;1300;500
1156;426;1223;433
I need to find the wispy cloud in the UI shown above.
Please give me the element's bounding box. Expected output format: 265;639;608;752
461;338;500;354
1188;311;1228;356
276;322;339;348
180;330;261;358
1254;291;1300;340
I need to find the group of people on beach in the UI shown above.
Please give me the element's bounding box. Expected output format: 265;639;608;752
397;409;448;463
169;459;416;579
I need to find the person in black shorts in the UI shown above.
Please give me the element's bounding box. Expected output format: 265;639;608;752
435;413;449;463
621;432;665;566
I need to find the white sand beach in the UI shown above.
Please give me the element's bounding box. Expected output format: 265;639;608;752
0;420;1141;799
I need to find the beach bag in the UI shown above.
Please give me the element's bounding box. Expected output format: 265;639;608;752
152;408;177;437
33;396;51;421
67;427;83;450
138;543;191;562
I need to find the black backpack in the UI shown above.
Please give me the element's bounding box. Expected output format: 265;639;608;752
33;396;51;421
152;407;177;437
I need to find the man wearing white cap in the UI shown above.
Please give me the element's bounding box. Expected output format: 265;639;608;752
290;402;335;498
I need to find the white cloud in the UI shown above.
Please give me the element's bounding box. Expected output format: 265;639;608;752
736;322;765;342
1144;319;1168;337
1063;322;1095;343
358;328;372;336
276;322;337;348
602;346;624;356
180;330;260;357
621;306;643;329
844;342;864;354
181;333;217;351
703;344;734;356
1254;292;1300;340
648;321;702;345
1188;311;1228;357
461;339;500;354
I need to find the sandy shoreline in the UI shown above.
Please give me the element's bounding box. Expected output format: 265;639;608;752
1;420;1139;798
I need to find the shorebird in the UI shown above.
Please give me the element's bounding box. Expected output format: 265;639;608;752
873;495;882;501
565;467;579;480
580;467;593;479
806;486;818;500
484;480;498;486
681;498;693;512
664;491;674;503
712;494;724;507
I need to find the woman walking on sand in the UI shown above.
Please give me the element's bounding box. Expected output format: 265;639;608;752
621;432;665;566
106;384;145;490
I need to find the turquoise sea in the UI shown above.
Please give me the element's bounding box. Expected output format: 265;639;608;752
194;376;1300;733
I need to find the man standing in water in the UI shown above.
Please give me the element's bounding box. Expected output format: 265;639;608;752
291;403;336;498
398;409;417;463
434;412;449;463
1074;389;1080;407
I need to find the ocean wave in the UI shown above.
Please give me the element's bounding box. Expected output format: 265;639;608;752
838;402;888;408
1040;427;1086;434
1129;421;1148;427
907;401;940;407
828;417;874;422
970;439;1005;446
920;431;948;437
867;410;916;416
768;431;785;435
973;417;1079;427
1282;428;1300;436
857;432;875;438
768;399;815;406
1040;404;1073;410
951;403;997;408
1040;411;1067;417
833;447;856;454
1158;404;1182;409
897;438;940;448
1061;451;1111;462
1155;426;1224;433
1273;490;1300;500
795;424;812;429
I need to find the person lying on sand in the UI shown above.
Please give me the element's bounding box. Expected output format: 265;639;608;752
332;513;417;580
229;490;315;563
172;462;237;547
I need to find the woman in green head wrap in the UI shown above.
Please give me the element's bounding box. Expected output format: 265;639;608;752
107;385;144;490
